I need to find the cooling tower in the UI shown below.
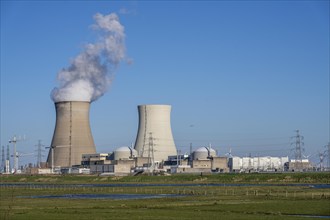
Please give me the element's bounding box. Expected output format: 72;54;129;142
47;101;96;167
134;105;177;162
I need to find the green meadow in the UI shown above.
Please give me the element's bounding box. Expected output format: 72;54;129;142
1;173;329;220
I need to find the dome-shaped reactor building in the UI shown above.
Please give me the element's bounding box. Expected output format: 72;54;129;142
114;146;137;160
134;105;177;162
193;147;217;160
47;101;96;168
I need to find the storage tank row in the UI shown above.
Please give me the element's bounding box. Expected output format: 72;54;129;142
229;156;289;172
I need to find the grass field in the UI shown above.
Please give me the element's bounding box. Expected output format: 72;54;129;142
1;172;329;184
1;173;329;220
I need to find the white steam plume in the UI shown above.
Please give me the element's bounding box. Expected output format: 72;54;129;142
51;13;126;102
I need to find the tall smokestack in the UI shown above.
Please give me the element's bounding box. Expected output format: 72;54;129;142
47;101;96;167
134;105;177;162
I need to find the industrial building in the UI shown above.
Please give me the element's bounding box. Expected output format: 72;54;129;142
169;147;229;174
39;102;296;175
228;156;289;172
82;149;148;175
288;159;313;172
46;103;178;172
80;145;229;175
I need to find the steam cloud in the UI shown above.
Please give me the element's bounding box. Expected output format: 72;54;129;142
51;13;126;102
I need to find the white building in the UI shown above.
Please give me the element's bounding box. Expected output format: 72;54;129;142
229;156;289;172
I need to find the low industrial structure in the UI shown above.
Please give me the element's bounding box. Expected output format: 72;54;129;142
79;146;229;175
81;147;149;175
288;159;313;172
228;156;289;173
170;147;229;173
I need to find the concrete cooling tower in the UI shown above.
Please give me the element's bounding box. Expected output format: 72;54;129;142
47;101;96;168
134;105;177;162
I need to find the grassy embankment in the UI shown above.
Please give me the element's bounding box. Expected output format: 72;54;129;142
1;172;329;184
0;173;329;220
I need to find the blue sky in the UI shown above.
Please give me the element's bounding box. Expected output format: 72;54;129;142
1;1;329;166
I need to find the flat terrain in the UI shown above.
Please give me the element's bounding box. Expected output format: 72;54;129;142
0;173;329;220
1;172;330;184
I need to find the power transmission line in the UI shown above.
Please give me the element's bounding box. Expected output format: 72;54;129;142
6;145;10;173
35;140;45;168
291;130;304;171
324;142;330;171
9;135;26;171
1;146;4;173
147;132;155;175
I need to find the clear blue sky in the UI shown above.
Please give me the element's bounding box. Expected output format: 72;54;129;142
1;1;329;166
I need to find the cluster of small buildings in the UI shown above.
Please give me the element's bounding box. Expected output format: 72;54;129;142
43;146;229;175
5;146;313;175
30;146;301;175
16;151;314;175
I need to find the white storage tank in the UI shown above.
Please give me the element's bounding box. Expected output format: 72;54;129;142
229;156;242;171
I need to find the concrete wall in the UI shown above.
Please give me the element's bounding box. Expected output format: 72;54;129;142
190;157;228;172
211;157;229;172
90;164;114;173
172;167;212;174
114;160;135;173
192;160;212;168
135;157;149;167
26;168;52;174
289;161;313;171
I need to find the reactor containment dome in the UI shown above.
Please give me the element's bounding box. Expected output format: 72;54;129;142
114;146;137;160
193;147;217;160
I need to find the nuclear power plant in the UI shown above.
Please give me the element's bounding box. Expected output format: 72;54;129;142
134;105;177;162
37;102;298;175
46;101;96;168
1;11;326;176
42;103;230;175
